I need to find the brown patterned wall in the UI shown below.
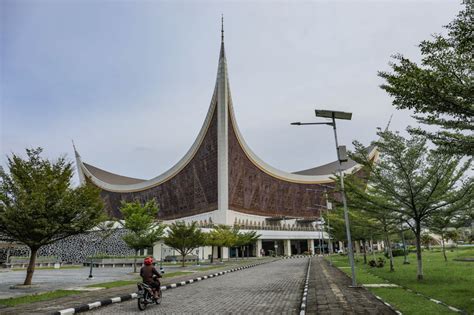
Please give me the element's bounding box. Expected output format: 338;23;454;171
228;110;336;219
91;106;219;220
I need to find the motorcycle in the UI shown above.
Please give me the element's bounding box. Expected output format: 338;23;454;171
137;275;162;311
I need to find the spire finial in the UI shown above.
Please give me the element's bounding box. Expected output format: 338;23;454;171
384;114;394;132
221;14;224;43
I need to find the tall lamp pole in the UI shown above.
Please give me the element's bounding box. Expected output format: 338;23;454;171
291;109;357;287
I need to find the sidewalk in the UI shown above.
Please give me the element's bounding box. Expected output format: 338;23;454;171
305;257;397;314
0;259;272;315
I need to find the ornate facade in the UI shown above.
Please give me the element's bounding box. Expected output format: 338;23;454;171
75;28;376;230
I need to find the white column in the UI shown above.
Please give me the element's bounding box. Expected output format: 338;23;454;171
354;241;361;254
221;247;229;260
339;241;344;253
216;47;229;225
284;240;292;256
153;242;162;261
256;239;262;257
307;239;315;255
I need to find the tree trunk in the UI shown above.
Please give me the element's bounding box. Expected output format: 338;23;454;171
23;247;38;285
210;245;214;263
182;252;186;267
133;250;138;273
415;226;424;280
370;238;376;261
441;234;447;262
385;234;394;272
362;240;367;265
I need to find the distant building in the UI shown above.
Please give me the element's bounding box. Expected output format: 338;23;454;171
74;26;377;259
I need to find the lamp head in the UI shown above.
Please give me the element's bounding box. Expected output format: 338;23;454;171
315;109;352;120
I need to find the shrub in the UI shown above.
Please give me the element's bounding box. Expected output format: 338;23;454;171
384;249;408;258
368;259;377;267
376;257;385;268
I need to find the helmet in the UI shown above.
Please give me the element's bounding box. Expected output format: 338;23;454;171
144;257;153;265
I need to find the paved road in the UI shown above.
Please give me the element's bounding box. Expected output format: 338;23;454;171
306;257;396;314
88;258;307;314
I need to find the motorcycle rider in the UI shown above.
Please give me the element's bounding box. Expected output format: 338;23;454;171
140;256;162;301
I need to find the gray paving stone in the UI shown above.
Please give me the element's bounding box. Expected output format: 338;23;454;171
306;257;396;314
88;258;307;314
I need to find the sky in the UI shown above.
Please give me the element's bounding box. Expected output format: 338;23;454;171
0;0;464;185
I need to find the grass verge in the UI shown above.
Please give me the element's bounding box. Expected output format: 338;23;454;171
328;246;474;314
0;290;81;307
86;271;194;289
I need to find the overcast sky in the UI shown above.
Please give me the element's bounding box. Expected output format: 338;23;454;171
1;0;463;185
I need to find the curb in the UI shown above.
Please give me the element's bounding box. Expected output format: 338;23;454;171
299;257;311;315
283;255;316;259
53;260;275;315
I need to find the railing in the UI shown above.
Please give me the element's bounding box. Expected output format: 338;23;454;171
196;223;319;232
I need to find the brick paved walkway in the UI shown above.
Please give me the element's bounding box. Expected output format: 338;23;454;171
88;258;307;314
306;257;396;314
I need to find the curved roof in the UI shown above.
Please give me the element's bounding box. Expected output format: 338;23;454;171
75;35;377;192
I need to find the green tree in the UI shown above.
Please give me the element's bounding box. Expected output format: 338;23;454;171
204;225;234;263
427;204;467;261
421;234;434;250
347;131;472;280
119;200;164;272
164;221;204;267
324;206;382;265
343;174;406;271
240;230;260;258
0;148;104;285
379;5;473;156
231;228;260;259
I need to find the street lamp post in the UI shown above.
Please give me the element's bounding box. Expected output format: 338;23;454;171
87;237;99;280
291;109;357;287
325;191;333;266
160;243;163;270
318;209;323;255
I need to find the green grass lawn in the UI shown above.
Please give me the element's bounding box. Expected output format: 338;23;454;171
329;247;474;314
0;290;81;307
86;271;195;288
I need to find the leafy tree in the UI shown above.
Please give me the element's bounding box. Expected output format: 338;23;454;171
164;221;204;267
427;204;467;261
324;206;382;266
347;131;472;280
0;148;104;285
343;173;406;271
231;228;260;259
378;5;474;156
421;234;434;250
240;230;260;258
119;200;164;272
204;225;234;263
445;230;460;245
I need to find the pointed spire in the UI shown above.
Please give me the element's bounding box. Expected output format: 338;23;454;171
384;114;394;132
221;14;224;44
72;139;80;158
219;14;225;60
